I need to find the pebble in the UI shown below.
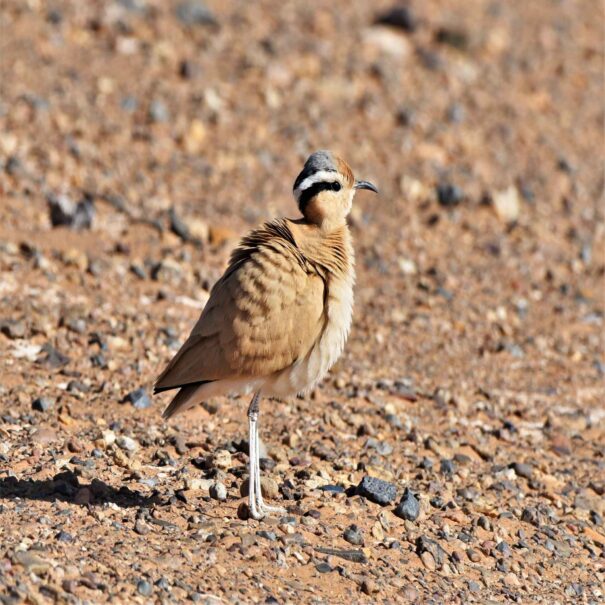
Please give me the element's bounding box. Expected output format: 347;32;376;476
210;481;227;501
440;459;456;477
212;449;232;470
361;578;378;595
47;193;94;229
149;99;170;123
512;462;534;479
0;319;26;339
32;396;54;412
122;388;151;410
240;476;279;499
493;186;521;223
343;525;364;546
137;579;153;597
37;343;70;368
436;183;464;207
416;536;446;570
394;488;420;521
116;436;138;452
435;26;469;50
420;551;436;571
356;476;397;505
375;6;416;32
175;1;217;26
134;519;150;535
495;541;512;558
56;530;74;542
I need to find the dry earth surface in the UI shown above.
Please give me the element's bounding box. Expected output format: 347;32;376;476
0;0;604;603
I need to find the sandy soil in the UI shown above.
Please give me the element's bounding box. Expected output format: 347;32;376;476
0;0;604;603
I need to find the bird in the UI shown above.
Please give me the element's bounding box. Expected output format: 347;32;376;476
154;150;377;519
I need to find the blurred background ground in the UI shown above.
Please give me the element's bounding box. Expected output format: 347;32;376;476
0;0;603;603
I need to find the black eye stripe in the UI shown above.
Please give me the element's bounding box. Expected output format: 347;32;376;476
298;182;341;212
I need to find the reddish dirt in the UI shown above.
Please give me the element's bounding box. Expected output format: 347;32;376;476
0;0;603;603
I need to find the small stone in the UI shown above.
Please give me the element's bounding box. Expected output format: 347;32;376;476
169;207;191;242
137;580;153;597
210;481;227;501
240;476;279;499
175;1;217;26
416;535;446;570
401;585;419;601
47;193;94;229
212;449;232;470
343;525;364;546
468;580;481;593
56;530;74;542
394;488;420;521
436;183;464;207
435;27;469;50
512;462;533;479
375;6;416;32
0;319;26;339
466;548;481;562
116;436;138;452
361;578;378;595
315;562;332;574
420;550;436;571
149;99;169;123
495;541;512;558
37;343;70;368
134;519;150;535
493;186;521;223
122;388;151;410
32;397;54;412
356;475;397;505
503;572;521;588
256;530;277;541
237;502;250;520
440;459;456;477
32;427;59;444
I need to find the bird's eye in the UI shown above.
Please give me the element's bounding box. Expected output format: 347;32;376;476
331;182;341;191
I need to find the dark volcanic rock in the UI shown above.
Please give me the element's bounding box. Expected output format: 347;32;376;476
394;488;420;521
356;476;397;505
375;6;416;32
47;193;94;229
122;388;152;410
32;397;55;412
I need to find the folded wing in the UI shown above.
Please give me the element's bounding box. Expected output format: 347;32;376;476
154;220;325;393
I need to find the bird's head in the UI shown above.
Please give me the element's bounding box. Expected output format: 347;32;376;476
293;150;377;230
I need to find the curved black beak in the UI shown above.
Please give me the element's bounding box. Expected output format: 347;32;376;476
354;180;378;194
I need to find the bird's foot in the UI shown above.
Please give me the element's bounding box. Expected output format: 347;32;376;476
248;494;286;519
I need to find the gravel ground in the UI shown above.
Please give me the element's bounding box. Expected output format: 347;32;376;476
0;0;604;603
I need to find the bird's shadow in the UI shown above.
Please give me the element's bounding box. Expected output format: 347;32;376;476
0;470;160;508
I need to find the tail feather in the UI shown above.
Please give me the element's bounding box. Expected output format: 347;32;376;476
162;384;203;419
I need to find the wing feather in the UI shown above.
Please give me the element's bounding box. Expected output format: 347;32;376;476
154;220;324;392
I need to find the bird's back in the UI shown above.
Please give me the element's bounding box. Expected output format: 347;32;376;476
154;219;329;398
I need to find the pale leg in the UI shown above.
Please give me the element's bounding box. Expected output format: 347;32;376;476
247;392;262;519
246;392;286;519
253;416;286;515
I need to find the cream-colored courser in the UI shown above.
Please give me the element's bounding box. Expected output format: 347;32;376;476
155;151;377;519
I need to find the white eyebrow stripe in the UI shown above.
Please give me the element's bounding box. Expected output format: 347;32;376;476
294;170;341;199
